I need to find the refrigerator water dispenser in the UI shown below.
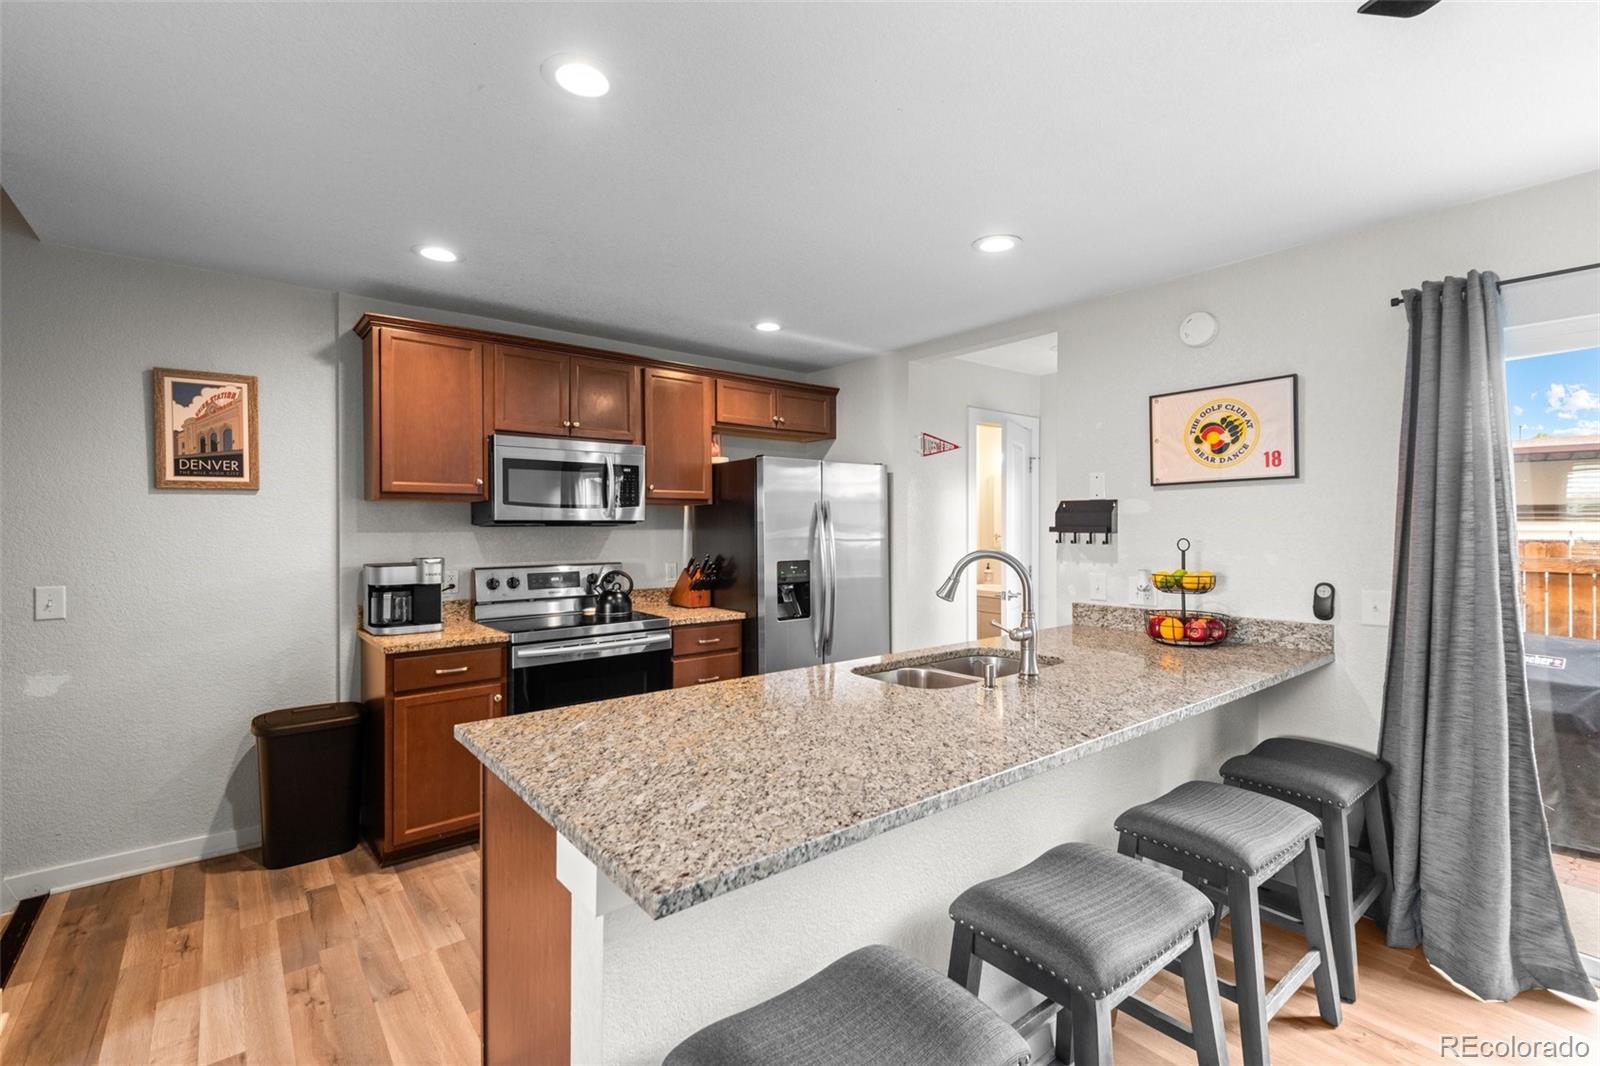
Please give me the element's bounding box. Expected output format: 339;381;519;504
775;560;811;620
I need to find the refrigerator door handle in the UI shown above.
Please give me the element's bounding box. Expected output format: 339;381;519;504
822;500;838;656
811;501;826;658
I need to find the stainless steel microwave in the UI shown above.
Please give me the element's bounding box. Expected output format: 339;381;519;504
472;434;646;525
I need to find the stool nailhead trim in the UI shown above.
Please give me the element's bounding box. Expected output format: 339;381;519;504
1114;828;1310;880
949;915;1204;1000
1221;774;1351;810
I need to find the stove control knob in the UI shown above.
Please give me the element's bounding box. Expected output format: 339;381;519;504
485;577;500;590
506;576;521;589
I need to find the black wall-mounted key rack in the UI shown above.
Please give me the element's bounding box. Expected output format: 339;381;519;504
1050;499;1117;545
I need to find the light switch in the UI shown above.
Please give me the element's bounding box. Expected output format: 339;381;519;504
34;586;66;621
1089;472;1106;499
1088;573;1108;601
1360;590;1389;627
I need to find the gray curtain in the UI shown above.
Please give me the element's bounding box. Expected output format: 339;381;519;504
1381;271;1595;1001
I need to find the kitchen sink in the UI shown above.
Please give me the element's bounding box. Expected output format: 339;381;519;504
920;654;1022;679
860;667;980;689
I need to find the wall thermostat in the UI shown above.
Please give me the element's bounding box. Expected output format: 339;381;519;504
1179;311;1218;348
1313;582;1336;621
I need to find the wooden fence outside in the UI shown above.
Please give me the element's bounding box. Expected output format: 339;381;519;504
1521;538;1600;640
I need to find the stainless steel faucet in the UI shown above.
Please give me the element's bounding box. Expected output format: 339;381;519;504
935;549;1039;678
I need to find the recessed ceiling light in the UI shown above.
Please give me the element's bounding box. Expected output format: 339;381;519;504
541;55;610;98
973;234;1022;254
415;245;459;263
753;321;783;333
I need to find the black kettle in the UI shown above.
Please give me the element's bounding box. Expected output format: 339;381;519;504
593;569;634;618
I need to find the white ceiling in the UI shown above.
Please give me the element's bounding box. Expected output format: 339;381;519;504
4;3;1597;371
955;333;1059;377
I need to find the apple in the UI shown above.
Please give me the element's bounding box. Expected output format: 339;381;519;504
1185;618;1210;642
1147;615;1166;637
1206;618;1228;642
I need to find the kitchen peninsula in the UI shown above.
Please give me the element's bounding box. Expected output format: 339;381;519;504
456;610;1334;1065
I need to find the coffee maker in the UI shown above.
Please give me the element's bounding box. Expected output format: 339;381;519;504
361;557;445;636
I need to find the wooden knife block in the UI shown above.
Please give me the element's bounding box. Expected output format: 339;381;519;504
668;568;710;609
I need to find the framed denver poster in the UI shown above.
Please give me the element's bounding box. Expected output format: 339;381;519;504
152;368;259;490
1149;373;1298;486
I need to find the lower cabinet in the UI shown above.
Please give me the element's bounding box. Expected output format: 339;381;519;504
671;620;744;688
362;642;506;862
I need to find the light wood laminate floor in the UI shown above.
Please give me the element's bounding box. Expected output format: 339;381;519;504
1;844;1594;1064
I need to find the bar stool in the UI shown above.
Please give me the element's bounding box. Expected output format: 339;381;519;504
947;842;1228;1066
1220;737;1392;1003
662;944;1030;1066
1116;781;1341;1066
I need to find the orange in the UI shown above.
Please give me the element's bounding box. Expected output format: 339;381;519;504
1158;617;1187;641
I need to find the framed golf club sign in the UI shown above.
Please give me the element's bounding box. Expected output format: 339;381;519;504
1149;373;1298;486
152;367;260;490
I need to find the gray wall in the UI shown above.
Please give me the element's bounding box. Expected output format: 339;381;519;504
1;196;340;905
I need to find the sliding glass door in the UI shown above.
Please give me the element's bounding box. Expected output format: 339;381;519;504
1505;342;1600;976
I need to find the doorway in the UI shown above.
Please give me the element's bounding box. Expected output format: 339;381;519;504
968;407;1041;640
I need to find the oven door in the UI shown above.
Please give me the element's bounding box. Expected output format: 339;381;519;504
475;434;645;525
508;630;672;713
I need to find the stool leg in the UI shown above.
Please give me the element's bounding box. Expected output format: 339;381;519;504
1322;804;1358;1003
1227;873;1270;1066
1055;1001;1074;1066
1117;832;1138;859
1069;991;1114;1066
1291;843;1343;1026
947;925;981;995
1364;788;1395;930
1178;925;1227;1066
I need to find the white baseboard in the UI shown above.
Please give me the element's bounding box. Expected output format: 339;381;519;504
1;825;262;912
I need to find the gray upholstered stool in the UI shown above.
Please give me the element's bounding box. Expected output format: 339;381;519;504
662;944;1030;1066
948;842;1227;1066
1220;737;1393;1003
1116;781;1342;1066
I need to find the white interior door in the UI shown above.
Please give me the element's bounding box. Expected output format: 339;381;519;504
1000;415;1038;630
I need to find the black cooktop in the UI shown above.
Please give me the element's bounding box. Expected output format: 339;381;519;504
479;609;669;644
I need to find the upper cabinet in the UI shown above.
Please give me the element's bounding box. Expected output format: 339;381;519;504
356;314;837;503
643;367;714;503
714;379;836;440
362;323;487;500
491;344;640;442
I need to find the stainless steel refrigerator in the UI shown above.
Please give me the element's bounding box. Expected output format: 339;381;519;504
694;457;890;675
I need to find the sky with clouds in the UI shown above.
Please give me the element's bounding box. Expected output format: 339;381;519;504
1506;346;1600;440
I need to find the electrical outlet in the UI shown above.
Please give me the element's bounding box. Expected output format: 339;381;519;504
34;585;66;620
443;569;460;595
1360;590;1390;627
1130;576;1155;606
1089;472;1106;499
1088;572;1108;601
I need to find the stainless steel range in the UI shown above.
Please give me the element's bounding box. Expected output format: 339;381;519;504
473;562;671;714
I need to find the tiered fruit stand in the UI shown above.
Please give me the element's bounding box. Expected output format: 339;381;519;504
1146;537;1231;646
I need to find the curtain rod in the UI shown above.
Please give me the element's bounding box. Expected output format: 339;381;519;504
1388;262;1600;307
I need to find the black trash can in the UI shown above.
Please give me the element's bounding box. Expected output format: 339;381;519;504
251;701;363;869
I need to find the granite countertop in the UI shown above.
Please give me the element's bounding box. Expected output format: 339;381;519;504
632;587;746;626
456;611;1333;919
356;600;508;653
358;590;745;655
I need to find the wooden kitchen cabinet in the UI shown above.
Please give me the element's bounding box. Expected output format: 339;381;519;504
361;323;487;500
714;378;836;441
361;642;506;862
643;366;714;503
492;344;570;436
357;314;837;503
671;620;743;688
490;344;640;442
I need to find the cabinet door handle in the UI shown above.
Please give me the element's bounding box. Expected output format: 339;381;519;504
696;676;721;684
492;693;502;703
649;484;656;491
475;478;484;487
696;637;721;645
434;666;470;675
562;420;571;427
778;417;786;424
571;421;581;428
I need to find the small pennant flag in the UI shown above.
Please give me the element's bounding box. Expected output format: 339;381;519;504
918;432;959;457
